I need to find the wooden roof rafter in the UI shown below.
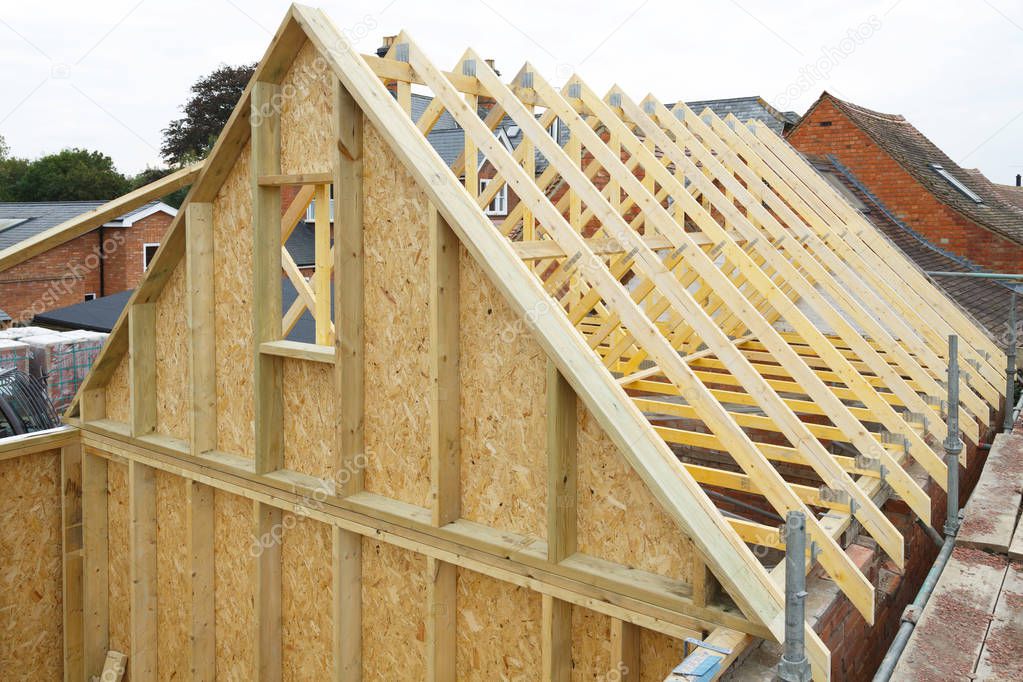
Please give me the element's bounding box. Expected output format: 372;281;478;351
62;9;1008;679
402;41;900;618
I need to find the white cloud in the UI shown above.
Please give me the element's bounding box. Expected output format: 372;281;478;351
0;0;1019;182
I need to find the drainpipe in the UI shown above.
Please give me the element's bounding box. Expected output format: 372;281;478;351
873;336;963;682
776;510;811;682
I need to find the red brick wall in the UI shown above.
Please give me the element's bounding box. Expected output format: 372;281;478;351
101;211;174;294
0;232;103;323
0;210;175;323
787;98;1023;272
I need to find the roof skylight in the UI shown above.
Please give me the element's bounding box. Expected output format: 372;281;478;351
930;164;983;203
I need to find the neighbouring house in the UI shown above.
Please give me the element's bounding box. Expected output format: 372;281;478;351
0;200;177;322
787;92;1023;272
807;153;1023;344
684;95;801;135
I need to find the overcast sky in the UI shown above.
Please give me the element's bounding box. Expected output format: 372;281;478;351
1;0;1021;183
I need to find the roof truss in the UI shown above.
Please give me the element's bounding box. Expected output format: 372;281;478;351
62;6;1007;679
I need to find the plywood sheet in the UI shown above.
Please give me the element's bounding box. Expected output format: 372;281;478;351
105;356;130;424
0;450;62;679
975;559;1023;681
959;432;1023;553
362;538;427;681
281;513;332;681
893;546;1008;681
282;359;335;481
155;263;189;440
577;402;694;581
456;567;542;680
212;141;255;458
572;606;612;680
361;122;431;508
214;490;255;680
280;39;333;175
107;460;130;655
459;247;547;540
639;627;687;682
155;471;189;680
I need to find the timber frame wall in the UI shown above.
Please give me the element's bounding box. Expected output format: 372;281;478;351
4;4;1007;681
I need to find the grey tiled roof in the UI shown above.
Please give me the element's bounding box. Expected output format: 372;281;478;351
407;92;570;172
807;93;1023;245
0;307;10;323
683;96;800;134
808;153;1021;341
284;221;317;267
0;200;166;251
35;281;323;343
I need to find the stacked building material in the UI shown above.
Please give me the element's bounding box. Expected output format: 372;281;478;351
22;330;107;410
0;339;31;375
0;326;53;340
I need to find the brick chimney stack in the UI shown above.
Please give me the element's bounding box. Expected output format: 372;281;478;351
376;35;399;97
478;59;500;112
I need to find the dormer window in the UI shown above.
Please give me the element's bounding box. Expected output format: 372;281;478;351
478;178;508;216
930;164;983;203
305;185;336;222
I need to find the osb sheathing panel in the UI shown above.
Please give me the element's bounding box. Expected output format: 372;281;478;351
456;567;542;680
0;450;62;679
572;607;613;680
281;514;332;680
214;490;255;680
280;40;333;175
155;264;189;440
213;140;255;458
282;359;335;481
105;355;130;424
361;122;431;508
577;402;695;582
107;460;130;654
155;470;189;681
459;246;547;540
639;627;687;682
362;538;427;680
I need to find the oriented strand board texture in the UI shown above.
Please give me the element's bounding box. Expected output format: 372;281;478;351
280;39;333;175
107;461;131;654
214;490;255;680
639;628;687;682
281;514;332;681
456;567;542;680
572;607;613;680
0;450;62;679
213;141;254;458
362;538;427;680
361;122;431;508
156;471;189;681
105;355;130;424
155;263;189;440
282;359;335;481
459;247;548;540
577;402;694;582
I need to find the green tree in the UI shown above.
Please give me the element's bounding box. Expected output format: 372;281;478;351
131;166;188;208
8;148;130;201
161;63;256;165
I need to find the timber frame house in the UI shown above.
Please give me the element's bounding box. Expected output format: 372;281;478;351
8;4;1007;680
